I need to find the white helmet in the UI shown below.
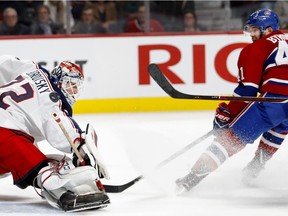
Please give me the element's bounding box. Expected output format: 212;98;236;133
50;61;84;107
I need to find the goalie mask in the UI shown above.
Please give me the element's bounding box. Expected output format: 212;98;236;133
50;61;84;107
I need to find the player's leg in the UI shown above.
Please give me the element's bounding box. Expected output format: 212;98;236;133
176;101;288;191
0;127;110;212
242;125;287;184
0;127;48;188
176;129;246;191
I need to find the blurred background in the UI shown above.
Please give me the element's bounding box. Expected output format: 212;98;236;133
0;0;287;35
0;0;286;114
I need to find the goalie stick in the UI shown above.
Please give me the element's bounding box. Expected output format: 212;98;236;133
148;63;288;103
52;112;142;193
52;113;85;165
103;175;144;193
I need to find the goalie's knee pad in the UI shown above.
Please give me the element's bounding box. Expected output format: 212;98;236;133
35;156;110;211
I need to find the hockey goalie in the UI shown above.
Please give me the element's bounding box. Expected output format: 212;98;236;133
0;55;110;212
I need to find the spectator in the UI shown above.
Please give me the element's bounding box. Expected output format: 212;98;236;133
44;0;74;32
14;0;43;27
124;2;165;33
0;1;16;22
153;1;195;19
44;0;64;26
0;7;30;35
70;0;89;23
30;4;64;35
181;10;203;32
72;6;106;34
116;1;139;21
149;1;195;32
90;0;119;33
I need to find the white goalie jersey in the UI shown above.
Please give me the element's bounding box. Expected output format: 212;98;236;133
0;55;80;153
0;55;37;86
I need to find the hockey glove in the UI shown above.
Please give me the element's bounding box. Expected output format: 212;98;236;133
72;124;110;180
213;102;232;130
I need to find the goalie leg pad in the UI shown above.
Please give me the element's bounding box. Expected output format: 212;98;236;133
36;157;110;212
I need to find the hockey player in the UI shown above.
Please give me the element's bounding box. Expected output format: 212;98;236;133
176;9;288;191
0;55;110;212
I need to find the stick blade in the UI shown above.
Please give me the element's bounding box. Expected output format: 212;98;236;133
147;63;176;97
103;175;143;193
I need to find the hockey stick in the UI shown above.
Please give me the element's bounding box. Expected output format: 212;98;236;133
102;175;144;193
53;113;212;193
52;112;143;193
53;113;85;165
148;63;288;103
155;129;214;168
104;129;214;193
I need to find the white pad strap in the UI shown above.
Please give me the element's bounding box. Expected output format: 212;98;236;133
38;159;104;202
83;124;110;180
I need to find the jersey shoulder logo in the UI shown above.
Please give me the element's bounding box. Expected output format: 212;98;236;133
49;91;60;103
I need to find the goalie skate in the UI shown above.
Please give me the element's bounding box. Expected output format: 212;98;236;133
58;191;110;212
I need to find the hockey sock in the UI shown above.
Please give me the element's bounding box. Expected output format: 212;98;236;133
254;130;285;163
191;129;246;176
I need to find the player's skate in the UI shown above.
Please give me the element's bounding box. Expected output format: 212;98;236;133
35;156;110;212
242;157;265;186
175;171;207;193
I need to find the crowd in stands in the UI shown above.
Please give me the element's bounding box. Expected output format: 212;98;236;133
0;0;287;36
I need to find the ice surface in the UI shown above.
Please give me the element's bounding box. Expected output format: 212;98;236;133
1;111;288;215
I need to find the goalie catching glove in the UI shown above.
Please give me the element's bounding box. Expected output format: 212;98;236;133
72;123;110;180
213;102;232;129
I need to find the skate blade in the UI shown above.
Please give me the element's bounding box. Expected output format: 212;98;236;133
60;191;110;212
65;202;110;212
